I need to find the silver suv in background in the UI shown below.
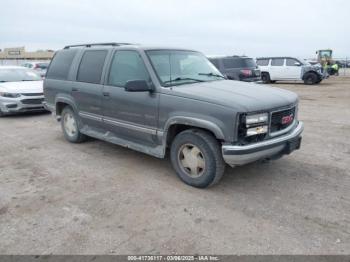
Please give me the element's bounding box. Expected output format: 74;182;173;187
44;43;303;188
0;66;45;116
257;57;324;85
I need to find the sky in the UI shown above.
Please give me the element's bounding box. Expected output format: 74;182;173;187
0;0;349;58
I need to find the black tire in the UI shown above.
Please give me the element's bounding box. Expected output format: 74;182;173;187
303;72;317;85
261;72;271;84
0;109;4;117
170;129;225;188
61;106;87;143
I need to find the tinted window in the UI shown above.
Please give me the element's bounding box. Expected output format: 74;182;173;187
209;59;220;69
108;50;150;87
257;59;269;66
223;58;256;69
46;49;77;80
77;50;107;84
223;58;242;68
271;58;284;66
286;58;299;66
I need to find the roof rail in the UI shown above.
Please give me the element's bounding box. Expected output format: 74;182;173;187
63;42;134;49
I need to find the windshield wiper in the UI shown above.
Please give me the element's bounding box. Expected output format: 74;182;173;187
22;80;36;81
163;77;204;85
198;72;226;79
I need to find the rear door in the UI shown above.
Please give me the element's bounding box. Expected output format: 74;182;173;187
71;49;108;128
285;58;302;79
102;50;159;146
270;58;285;79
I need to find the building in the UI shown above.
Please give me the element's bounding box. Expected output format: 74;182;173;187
0;47;54;60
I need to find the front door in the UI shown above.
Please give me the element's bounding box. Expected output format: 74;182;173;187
285;58;303;80
102;50;159;146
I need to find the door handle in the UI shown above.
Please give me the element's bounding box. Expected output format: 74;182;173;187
103;91;110;97
72;87;79;92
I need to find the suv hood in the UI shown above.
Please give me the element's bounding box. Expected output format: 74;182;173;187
0;81;43;94
166;80;298;112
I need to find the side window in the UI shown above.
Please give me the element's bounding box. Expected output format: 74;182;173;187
286;58;299;66
108;50;150;87
271;58;284;66
256;59;269;66
209;59;220;69
46;49;78;80
77;50;107;84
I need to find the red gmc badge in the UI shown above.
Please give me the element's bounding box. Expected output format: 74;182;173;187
281;114;294;125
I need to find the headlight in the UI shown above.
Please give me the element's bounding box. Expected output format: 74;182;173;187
242;112;269;137
0;92;21;98
245;113;268;126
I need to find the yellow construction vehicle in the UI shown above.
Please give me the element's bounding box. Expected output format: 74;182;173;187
316;49;333;66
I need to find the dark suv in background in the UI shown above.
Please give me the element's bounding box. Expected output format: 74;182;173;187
208;56;261;82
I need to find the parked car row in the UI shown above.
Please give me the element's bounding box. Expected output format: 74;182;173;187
22;61;49;78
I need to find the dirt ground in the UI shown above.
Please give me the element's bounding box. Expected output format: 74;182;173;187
0;75;349;255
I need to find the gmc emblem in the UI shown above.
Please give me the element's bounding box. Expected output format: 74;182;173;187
281;114;294;125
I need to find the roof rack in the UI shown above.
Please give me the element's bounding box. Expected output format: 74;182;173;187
63;42;134;49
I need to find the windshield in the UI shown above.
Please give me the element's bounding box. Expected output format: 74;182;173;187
0;68;41;82
146;50;224;87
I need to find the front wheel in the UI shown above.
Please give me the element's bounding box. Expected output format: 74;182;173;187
61;106;87;143
261;72;271;84
170;129;225;188
303;72;318;85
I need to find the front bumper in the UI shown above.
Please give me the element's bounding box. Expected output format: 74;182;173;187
0;95;46;114
222;121;304;167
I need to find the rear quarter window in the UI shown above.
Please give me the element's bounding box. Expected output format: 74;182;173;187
46;49;78;80
77;50;108;84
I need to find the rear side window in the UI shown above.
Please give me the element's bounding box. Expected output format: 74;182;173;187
271;58;284;66
77;50;107;84
46;49;77;80
108;50;150;88
257;59;269;66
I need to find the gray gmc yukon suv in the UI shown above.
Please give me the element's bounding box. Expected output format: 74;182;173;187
44;43;304;188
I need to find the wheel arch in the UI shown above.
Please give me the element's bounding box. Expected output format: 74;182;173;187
55;95;78;119
164;117;225;147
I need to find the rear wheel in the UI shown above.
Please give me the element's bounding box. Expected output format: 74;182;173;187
303;72;318;85
61;106;87;143
261;72;271;84
170;129;225;188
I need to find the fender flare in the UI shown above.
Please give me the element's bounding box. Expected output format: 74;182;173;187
163;116;225;141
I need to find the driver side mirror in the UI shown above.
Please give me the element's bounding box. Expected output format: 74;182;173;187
294;62;301;66
124;80;154;92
